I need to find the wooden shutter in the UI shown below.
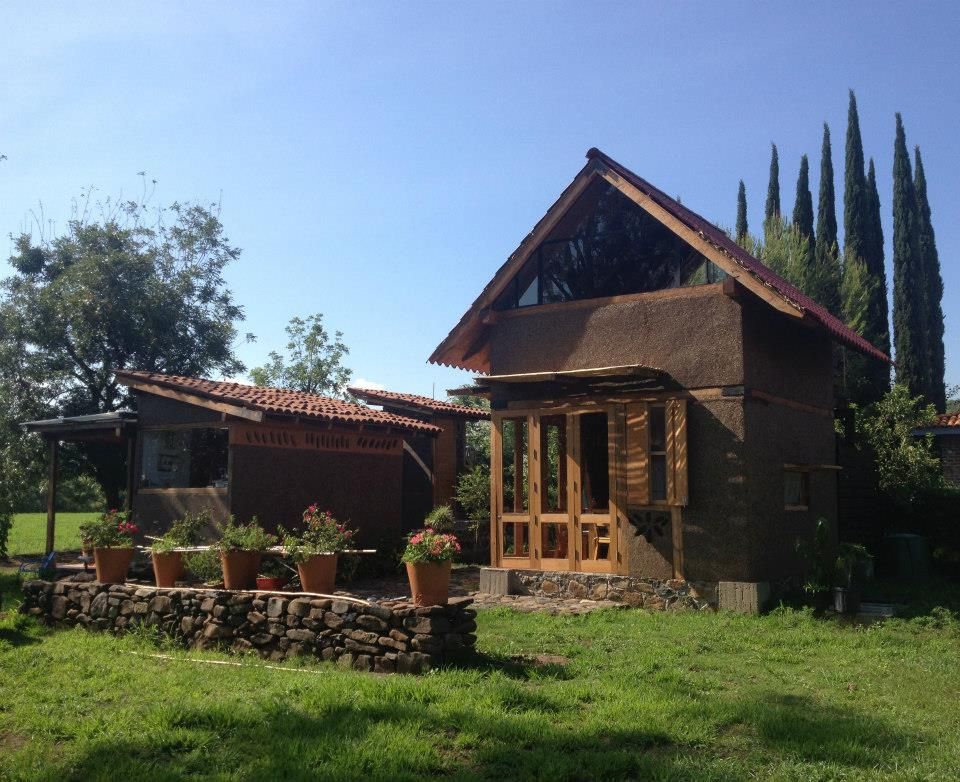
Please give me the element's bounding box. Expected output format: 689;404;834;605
666;399;689;506
625;403;650;506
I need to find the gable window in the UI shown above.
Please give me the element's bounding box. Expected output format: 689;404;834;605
493;179;726;311
784;468;810;511
140;428;229;490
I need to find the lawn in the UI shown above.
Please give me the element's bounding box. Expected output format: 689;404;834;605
5;512;98;557
1;576;959;781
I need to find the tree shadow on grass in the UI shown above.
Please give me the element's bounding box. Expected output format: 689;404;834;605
444;649;575;681
730;691;919;768
0;627;39;648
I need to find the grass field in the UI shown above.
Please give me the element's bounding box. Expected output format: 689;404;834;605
5;513;98;557
1;573;959;781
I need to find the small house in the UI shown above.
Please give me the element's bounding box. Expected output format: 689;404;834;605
429;148;890;588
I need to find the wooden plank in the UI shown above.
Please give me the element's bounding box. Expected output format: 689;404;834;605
668;399;689;506
625;403;650;507
123;380;265;422
671;506;684;579
45;439;58;555
124;434;137;512
478;364;661;384
597;166;804;319
528;415;541;563
489;415;502;568
565;414;580;571
747;389;833;417
230;422;402;455
605;406;621;574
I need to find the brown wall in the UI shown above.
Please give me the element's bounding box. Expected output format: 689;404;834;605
938;436;960;486
134;489;229;540
489;285;744;389
136;394;222;426
229;445;404;552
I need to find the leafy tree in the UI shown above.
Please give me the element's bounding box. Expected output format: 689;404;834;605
856;384;942;507
914;147;946;412
792;154;815;242
250;314;352;399
892;114;927;400
764;143;780;225
735;180;748;241
454;464;490;524
1;194;248;507
840;255;881;401
755;216;809;290
843;90;868;264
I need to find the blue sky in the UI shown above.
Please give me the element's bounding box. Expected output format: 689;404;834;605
2;2;958;397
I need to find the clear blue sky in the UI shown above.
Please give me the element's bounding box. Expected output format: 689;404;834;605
2;2;958;397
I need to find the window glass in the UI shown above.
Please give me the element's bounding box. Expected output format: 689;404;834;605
784;469;810;509
140;429;228;489
501;418;528;513
493;179;726;310
503;521;529;558
541;522;568;559
540;415;567;513
580;413;609;512
649;406;668;502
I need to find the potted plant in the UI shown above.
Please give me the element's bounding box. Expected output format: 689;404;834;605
79;509;139;584
402;525;461;606
281;505;356;594
256;556;291;591
215;517;277;590
150;509;211;587
834;543;873;614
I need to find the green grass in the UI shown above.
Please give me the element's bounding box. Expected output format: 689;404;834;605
5;512;98;557
1;585;959;781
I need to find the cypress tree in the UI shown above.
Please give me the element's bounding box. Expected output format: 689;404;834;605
812;125;842;317
765;143;780;223
914;147;946;411
844;90;868;264
891;113;927;399
792;155;815;241
736;180;748;241
862;158;892;397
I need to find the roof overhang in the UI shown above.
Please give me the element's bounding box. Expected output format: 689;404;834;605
21;412;138;443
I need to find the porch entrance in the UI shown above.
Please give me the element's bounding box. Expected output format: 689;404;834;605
490;400;688;577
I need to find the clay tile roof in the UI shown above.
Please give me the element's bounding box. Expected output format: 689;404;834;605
348;387;490;420
933;412;960;428
585;148;891;364
115;371;441;434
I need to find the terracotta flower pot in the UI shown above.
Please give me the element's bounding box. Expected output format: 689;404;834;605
256;576;288;591
152;551;185;587
94;547;134;584
297;553;338;594
220;550;262;590
406;560;451;606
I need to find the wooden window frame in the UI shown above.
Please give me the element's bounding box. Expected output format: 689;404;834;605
784;466;811;512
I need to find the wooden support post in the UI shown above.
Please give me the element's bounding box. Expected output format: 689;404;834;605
45;438;59;555
124;433;137;512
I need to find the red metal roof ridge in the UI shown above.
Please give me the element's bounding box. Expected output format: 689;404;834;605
114;370;441;434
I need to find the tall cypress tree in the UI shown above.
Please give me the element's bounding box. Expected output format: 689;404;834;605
765;144;780;223
793;155;815;241
914;147;946;411
736;180;748;242
891;113;927;399
812;124;842;317
862;158;892;396
844;90;868;264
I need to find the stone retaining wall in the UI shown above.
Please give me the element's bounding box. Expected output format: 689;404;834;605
490;569;718;610
20;580;476;674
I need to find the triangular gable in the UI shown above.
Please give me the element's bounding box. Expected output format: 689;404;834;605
429;148;890;372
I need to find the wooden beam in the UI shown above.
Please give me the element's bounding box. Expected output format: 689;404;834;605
125;434;137;512
45;438;58;555
479;364;661;384
122;380;265;422
596;165;804;319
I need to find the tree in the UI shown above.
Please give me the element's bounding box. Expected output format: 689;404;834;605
892;113;927;400
861;158;892;397
2;194;248;506
914;147;946;412
812;123;843;318
764;143;780;224
792;154;815;242
756;216;809;290
250;314;352;399
735;180;748;241
843;90;868;265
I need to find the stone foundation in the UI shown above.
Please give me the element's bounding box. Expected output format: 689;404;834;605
20;579;477;674
480;568;718;611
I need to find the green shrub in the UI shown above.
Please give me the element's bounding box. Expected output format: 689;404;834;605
455;463;490;522
424;504;455;532
215;517;276;553
151;509;213;553
183;548;222;584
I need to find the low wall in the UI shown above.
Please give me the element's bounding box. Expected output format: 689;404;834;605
481;568;718;610
20;580;477;674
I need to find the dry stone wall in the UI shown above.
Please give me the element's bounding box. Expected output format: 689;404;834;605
510;570;718;610
20;579;477;674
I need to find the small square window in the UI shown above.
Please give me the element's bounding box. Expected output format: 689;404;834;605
784;469;810;510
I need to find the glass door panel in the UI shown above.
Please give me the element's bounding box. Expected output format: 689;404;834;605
499;417;531;565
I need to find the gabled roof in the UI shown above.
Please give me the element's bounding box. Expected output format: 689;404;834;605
429;148;891;372
115;371;441;435
347;387;490;420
